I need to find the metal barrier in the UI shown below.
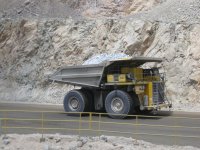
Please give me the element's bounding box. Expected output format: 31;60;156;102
0;110;200;146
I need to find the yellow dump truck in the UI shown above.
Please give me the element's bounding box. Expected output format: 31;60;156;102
49;57;172;118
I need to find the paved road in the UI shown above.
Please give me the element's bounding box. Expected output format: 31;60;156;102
0;102;200;147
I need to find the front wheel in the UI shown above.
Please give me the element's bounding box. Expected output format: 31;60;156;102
63;90;89;115
105;90;133;119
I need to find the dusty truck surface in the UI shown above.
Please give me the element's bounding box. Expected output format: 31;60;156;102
49;57;172;118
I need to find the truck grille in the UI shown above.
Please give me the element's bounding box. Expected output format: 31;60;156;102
153;82;165;104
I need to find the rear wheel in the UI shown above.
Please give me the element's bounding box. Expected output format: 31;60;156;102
63;90;89;115
105;90;133;119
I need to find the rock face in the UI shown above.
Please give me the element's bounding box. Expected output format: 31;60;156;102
0;0;200;111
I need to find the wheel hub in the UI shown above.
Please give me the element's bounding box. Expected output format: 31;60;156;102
111;97;124;113
69;97;79;110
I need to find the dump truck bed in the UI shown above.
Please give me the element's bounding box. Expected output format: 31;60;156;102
49;64;105;87
48;57;162;87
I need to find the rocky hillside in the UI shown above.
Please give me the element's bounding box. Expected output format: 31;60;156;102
0;0;200;111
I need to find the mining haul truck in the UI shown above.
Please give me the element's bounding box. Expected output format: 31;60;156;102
49;57;172;119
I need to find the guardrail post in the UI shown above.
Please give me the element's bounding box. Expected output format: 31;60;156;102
98;114;101;136
40;112;45;142
0;119;2;136
174;117;178;145
135;115;138;140
89;113;92;130
79;113;82;135
4;111;7;136
42;112;44;138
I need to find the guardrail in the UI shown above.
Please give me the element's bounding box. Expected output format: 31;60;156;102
0;110;200;146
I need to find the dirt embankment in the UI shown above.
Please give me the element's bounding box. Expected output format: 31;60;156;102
0;134;199;150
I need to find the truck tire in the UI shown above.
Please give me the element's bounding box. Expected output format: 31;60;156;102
63;90;89;115
105;90;133;119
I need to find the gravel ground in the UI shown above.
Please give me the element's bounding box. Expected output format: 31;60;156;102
0;0;164;20
134;0;200;23
1;0;200;24
0;0;82;20
0;134;199;150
